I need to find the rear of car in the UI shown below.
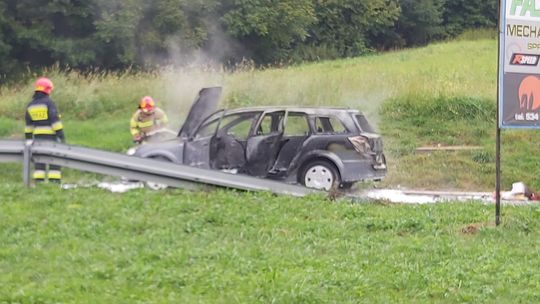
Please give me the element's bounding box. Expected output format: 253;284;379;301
287;109;387;189
349;111;387;174
339;111;387;181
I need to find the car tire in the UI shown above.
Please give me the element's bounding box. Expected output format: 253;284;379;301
300;160;341;191
145;155;170;190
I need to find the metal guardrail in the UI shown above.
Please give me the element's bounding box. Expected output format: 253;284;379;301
0;140;318;197
0;140;24;162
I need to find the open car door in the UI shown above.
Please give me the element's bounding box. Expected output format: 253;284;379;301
183;111;224;169
245;110;285;177
208;111;262;171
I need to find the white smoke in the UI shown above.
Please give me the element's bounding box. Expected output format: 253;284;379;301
152;21;248;129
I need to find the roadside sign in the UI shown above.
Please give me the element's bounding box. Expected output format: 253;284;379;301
499;0;540;128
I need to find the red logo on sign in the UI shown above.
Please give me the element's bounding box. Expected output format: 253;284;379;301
511;54;540;66
518;75;540;111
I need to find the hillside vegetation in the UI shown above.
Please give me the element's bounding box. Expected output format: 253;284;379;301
2;38;540;302
0;1;496;74
2;38;537;191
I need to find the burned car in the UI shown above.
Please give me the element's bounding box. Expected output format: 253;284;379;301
132;87;387;190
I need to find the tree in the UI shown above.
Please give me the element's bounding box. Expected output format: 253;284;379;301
299;0;401;60
135;0;217;66
395;0;445;47
3;0;98;69
0;2;14;76
444;0;498;37
221;0;316;63
0;0;500;77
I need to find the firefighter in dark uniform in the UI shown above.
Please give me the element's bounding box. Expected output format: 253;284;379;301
24;77;65;183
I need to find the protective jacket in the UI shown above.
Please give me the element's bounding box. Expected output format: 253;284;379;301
130;107;168;140
24;92;65;141
24;91;65;182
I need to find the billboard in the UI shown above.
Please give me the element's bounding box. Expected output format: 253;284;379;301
500;0;540;128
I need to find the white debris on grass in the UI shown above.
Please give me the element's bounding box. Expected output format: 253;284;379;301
62;181;145;193
361;189;536;205
61;180;540;204
364;189;439;204
97;182;144;193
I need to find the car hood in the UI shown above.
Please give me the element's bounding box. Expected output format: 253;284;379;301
178;87;222;138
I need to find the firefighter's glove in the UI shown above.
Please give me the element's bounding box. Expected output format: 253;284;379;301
133;135;143;144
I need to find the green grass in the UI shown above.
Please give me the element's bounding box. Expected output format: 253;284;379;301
3;36;540;302
2;182;540;303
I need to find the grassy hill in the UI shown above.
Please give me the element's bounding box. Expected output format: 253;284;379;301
3;38;536;191
2;38;540;302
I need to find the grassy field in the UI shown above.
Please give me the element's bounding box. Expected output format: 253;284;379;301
2;183;540;303
3;37;540;302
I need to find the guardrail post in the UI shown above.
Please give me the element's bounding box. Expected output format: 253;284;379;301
23;140;32;187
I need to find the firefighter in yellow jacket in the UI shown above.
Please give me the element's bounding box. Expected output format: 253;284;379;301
130;96;169;143
24;77;65;183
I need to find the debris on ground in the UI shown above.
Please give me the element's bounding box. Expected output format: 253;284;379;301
360;187;539;205
415;145;483;153
97;181;144;193
62;181;145;193
495;181;540;201
461;224;481;235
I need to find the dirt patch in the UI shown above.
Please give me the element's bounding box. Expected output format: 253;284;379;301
461;223;484;235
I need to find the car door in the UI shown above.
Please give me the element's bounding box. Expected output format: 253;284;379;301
272;112;311;173
245;110;285;176
183;112;223;168
209;111;261;171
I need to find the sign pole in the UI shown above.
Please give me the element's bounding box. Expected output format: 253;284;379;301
495;0;502;226
496;129;501;226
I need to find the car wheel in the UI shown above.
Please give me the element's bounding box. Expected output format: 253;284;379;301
145;156;170;190
300;160;341;191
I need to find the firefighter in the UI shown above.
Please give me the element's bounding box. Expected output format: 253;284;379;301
130;96;169;143
24;77;65;183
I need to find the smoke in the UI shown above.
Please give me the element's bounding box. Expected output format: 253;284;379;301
121;1;390;133
344;90;394;131
87;0;251;129
153;22;249;130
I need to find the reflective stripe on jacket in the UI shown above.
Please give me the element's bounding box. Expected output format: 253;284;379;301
24;92;65;141
130;108;168;137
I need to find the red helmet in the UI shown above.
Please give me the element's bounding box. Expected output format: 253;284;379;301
139;96;155;113
35;77;54;95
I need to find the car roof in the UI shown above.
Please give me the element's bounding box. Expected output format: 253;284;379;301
222;106;362;116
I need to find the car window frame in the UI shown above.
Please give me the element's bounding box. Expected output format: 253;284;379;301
192;110;225;139
254;110;286;136
353;113;375;133
283;111;311;137
313;115;350;134
216;111;261;141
